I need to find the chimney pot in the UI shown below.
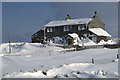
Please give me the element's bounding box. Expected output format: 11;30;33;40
95;11;97;14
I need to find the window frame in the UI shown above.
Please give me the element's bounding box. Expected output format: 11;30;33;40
64;25;70;31
81;25;86;30
78;25;81;30
47;28;53;32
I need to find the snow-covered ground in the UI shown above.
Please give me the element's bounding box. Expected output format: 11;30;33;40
0;42;118;78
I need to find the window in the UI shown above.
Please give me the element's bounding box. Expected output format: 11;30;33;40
78;25;86;30
81;25;86;30
83;34;87;37
106;37;111;40
81;37;84;40
47;28;53;32
78;25;81;30
64;26;69;31
37;38;39;41
92;37;96;42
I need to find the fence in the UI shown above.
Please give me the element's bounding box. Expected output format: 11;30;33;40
4;47;76;56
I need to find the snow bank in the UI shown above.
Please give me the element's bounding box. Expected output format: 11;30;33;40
1;43;118;78
4;63;118;78
4;71;46;78
47;63;92;77
1;42;64;55
98;39;116;45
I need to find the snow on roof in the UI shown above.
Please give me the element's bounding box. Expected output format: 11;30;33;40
67;33;79;38
78;37;97;46
44;18;92;27
89;28;111;37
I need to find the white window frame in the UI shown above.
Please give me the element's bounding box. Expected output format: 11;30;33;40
81;25;85;30
64;26;69;31
78;25;81;30
47;28;53;32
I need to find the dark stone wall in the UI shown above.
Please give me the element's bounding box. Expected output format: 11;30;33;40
31;24;89;43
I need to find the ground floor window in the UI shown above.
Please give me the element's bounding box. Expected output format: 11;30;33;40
92;37;96;42
106;37;111;41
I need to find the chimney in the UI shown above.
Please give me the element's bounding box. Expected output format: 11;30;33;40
66;14;71;20
94;11;97;14
93;11;98;19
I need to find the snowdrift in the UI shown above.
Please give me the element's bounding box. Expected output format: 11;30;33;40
0;43;118;78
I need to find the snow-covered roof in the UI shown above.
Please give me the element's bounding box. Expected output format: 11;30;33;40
78;38;97;46
67;33;79;38
44;18;92;27
89;28;111;37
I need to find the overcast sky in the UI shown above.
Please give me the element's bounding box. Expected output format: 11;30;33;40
2;2;118;43
0;2;2;43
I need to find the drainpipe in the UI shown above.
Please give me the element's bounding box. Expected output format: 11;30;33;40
44;27;46;42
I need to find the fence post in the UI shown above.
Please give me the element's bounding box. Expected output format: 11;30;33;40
92;59;94;64
117;54;119;59
49;50;51;56
8;41;11;53
64;50;66;54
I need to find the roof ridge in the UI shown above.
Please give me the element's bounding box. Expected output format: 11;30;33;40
44;18;92;27
51;18;92;22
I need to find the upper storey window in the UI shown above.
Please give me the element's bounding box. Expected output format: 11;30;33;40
78;25;86;30
47;28;53;32
64;26;69;31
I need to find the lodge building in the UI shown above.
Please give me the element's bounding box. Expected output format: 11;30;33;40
31;11;112;44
